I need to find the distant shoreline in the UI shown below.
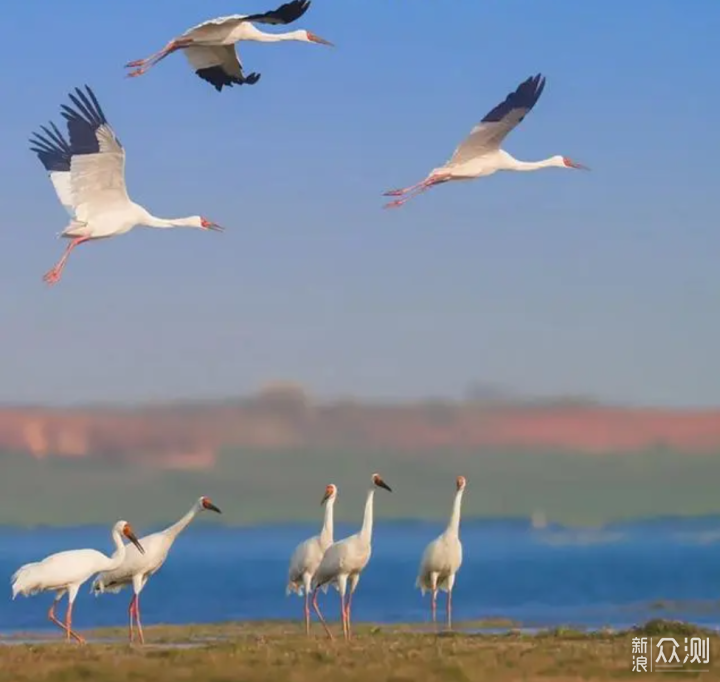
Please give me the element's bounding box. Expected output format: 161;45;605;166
3;513;720;531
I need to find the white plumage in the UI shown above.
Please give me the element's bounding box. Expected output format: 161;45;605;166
11;520;145;644
90;496;222;644
286;483;337;635
416;476;466;629
29;85;223;286
383;73;590;208
311;473;392;640
124;0;333;92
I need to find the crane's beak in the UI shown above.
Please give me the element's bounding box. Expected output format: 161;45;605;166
205;502;222;514
321;489;332;505
308;32;334;47
205;222;224;232
570;160;590;170
127;531;145;555
375;478;392;492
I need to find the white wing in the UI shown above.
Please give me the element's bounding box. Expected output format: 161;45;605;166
29;121;76;216
182;0;310;37
182;15;251;41
58;86;129;221
312;533;368;589
92;531;169;595
12;549;109;597
287;535;326;584
185;44;241;72
448;74;546;167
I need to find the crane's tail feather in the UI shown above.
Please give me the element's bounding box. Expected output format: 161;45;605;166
91;577;125;595
59;220;90;238
285;582;302;597
309;580;330;595
416;572;435;595
11;563;43;599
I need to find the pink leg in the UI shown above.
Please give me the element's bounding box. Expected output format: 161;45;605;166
304;591;310;636
134;594;145;644
128;595;136;642
64;600;85;644
43;236;90;286
345;591;354;640
431;588;437;625
125;38;193;77
340;592;349;641
383;175;450;209
48;599;70;638
446;590;453;630
311;588;334;640
383;177;432;197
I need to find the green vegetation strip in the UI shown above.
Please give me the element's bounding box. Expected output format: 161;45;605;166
3;448;720;526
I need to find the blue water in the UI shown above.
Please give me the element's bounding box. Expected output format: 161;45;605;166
2;518;720;634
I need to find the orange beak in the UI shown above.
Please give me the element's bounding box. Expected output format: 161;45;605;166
566;159;590;171
308;32;334;47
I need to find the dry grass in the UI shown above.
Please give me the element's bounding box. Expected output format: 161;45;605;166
1;621;718;682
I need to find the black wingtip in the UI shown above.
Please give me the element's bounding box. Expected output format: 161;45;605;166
481;72;547;124
29;118;72;172
247;0;311;25
196;67;262;92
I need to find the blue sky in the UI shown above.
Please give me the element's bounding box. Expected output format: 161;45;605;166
0;0;718;406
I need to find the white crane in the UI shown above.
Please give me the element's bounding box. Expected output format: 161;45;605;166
382;73;590;208
91;496;222;644
416;476;466;630
311;473;392;641
124;0;333;92
29;85;223;286
11;520;145;644
286;483;337;636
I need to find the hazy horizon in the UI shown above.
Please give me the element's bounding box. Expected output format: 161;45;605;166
1;0;717;407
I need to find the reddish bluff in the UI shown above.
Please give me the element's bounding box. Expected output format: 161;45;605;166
1;401;720;466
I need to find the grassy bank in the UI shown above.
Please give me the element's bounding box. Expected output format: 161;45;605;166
1;620;717;682
0;623;720;682
3;446;720;526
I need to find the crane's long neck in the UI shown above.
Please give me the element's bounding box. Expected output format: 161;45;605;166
251;28;306;43
320;497;335;545
164;503;201;542
143;215;198;228
446;489;465;537
105;529;129;572
359;489;375;543
507;156;562;172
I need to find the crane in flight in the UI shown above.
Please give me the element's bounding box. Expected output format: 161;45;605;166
29;85;223;286
383;73;589;208
286;483;337;636
311;474;392;641
11;520;145;644
416;476;466;630
91;497;222;644
124;0;333;92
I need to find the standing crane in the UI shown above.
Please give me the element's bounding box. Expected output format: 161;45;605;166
416;476;466;630
11;520;145;644
124;0;333;92
91;497;222;644
29;85;223;286
286;483;337;636
382;73;589;208
311;473;392;641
